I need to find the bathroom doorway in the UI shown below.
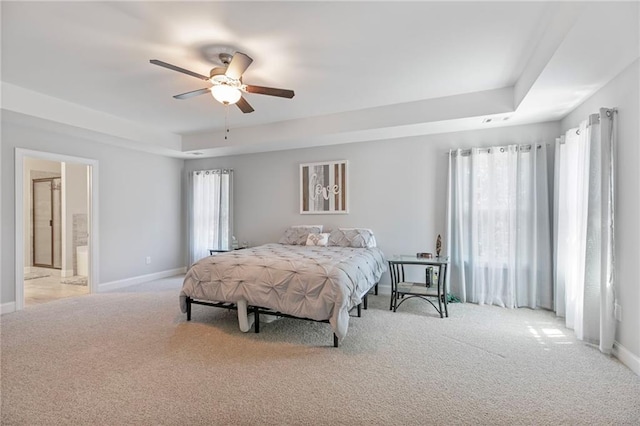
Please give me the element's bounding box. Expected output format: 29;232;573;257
15;149;99;310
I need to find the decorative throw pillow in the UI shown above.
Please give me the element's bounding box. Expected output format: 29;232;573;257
328;228;377;248
306;232;330;246
278;225;323;245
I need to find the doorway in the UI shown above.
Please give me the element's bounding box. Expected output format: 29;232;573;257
15;149;99;310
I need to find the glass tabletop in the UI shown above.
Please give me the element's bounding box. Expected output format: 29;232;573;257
390;255;449;265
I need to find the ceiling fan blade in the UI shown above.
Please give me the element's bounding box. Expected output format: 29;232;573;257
236;96;255;113
244;85;295;99
225;52;253;80
173;88;210;100
150;59;209;81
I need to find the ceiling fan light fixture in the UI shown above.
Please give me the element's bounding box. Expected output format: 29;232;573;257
211;84;241;105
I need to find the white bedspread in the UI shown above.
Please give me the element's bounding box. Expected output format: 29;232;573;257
180;243;386;339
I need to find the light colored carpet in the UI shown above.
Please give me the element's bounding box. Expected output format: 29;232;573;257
1;275;638;425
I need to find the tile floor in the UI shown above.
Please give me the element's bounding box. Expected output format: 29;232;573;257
24;267;89;306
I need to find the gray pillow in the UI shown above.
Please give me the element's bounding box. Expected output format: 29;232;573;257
328;228;377;248
278;225;323;245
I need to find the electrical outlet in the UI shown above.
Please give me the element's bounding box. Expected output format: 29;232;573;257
145;256;151;265
614;303;622;321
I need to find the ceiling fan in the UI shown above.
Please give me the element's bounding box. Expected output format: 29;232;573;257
150;52;294;114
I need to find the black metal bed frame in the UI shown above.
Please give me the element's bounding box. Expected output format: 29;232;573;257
185;283;378;348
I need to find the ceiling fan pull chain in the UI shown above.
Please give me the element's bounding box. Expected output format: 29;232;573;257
225;103;230;140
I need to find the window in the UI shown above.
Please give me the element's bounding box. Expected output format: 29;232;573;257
447;145;552;308
189;169;233;263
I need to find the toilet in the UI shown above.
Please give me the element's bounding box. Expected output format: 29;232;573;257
76;245;88;276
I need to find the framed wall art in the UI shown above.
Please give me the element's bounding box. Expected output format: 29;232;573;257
300;160;348;214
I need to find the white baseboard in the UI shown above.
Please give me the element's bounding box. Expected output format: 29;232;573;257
98;267;187;292
613;341;640;376
60;269;74;278
1;302;16;315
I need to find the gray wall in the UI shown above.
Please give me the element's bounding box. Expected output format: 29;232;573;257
560;59;640;362
1;113;186;305
185;120;561;284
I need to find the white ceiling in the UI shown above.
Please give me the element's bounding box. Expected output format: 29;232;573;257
2;1;638;158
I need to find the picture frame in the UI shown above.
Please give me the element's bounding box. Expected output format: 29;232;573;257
300;160;348;214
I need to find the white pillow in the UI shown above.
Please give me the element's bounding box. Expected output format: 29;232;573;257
306;233;329;246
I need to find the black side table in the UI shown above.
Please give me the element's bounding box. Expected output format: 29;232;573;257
388;255;450;318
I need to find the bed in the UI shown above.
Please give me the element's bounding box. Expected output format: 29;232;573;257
180;228;386;346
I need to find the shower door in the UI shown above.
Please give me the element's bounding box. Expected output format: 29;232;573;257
32;178;62;269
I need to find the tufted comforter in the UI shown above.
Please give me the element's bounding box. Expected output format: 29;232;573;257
180;243;386;339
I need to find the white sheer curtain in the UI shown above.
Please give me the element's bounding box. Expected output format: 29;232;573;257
189;169;233;264
554;108;616;354
446;144;553;309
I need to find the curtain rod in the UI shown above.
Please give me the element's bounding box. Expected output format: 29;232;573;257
569;107;617;136
445;107;616;154
192;169;233;175
448;144;546;156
